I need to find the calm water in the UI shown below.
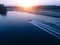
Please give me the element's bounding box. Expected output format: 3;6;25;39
0;11;60;45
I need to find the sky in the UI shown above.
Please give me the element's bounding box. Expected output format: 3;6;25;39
0;0;60;6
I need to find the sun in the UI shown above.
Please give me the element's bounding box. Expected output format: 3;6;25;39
13;0;35;8
21;0;34;8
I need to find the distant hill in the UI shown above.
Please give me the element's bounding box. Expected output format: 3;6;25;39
6;5;60;12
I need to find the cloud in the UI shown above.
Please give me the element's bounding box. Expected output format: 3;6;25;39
0;0;60;6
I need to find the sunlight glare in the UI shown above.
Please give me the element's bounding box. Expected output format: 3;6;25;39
14;0;36;8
